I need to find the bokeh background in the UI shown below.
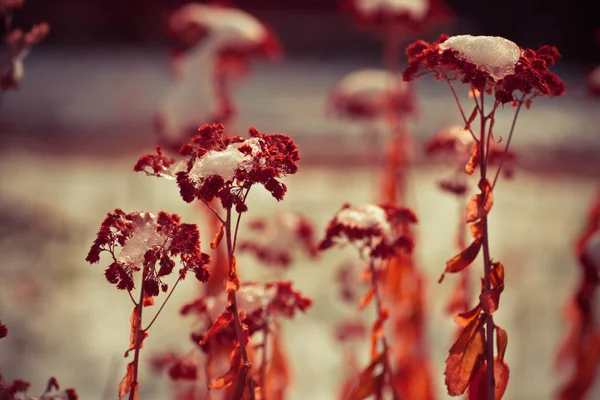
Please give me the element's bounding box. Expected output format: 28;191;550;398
1;0;599;399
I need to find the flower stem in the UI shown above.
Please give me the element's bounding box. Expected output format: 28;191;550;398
129;281;145;400
225;207;256;400
478;93;496;400
368;261;400;400
143;276;182;332
259;324;270;398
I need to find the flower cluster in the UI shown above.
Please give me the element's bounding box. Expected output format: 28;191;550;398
328;68;416;120
85;209;210;293
319;203;417;259
239;211;317;267
135;124;300;210
0;1;49;92
343;0;450;31
183;281;312;349
0;376;78;400
403;34;566;104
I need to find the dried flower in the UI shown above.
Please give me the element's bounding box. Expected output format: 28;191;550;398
136;124;300;209
403;34;566;103
319;203;417;259
85;209;210;292
343;0;450;31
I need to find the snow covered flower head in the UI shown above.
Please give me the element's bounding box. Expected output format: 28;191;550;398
86;209;210;294
403;34;565;103
344;0;450;31
328;68;416;120
319;203;417;259
135;124;300;212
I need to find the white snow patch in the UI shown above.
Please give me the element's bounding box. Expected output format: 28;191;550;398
355;0;428;20
336;204;393;242
118;212;169;266
439;35;521;81
188;137;263;183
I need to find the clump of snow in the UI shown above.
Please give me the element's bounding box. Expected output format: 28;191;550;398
584;231;600;267
118;213;169;266
439;35;521;81
355;0;428;20
188;137;263;183
336;204;393;242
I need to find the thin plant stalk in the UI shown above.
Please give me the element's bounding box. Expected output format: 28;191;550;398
225;207;256;400
129;280;146;400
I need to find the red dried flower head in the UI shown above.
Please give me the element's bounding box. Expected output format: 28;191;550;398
403;34;566;103
319;203;417;259
136;124;300;208
328;68;417;120
0;319;7;339
86;209;210;292
239;211;317;268
335;320;368;342
343;0;451;31
168;360;199;381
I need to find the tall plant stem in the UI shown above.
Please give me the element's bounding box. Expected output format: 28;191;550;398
259;324;270;398
478;94;496;400
225;208;256;400
129;282;146;400
368;261;400;400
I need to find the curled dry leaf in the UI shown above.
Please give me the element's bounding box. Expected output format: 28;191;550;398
370;308;389;361
444;315;486;396
465;143;479;175
358;286;375;310
227;255;240;292
124;306;148;357
211;224;225;249
118;362;138;400
466;179;493;223
210;345;242;390
479;284;504;315
466;358;510;400
346;353;386;400
200;309;233;345
495;326;508;361
439;239;482;283
464;107;478;131
454;304;482;327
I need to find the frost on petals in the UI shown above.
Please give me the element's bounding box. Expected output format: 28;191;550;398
319;203;417;259
85;209;211;293
403;34;565;103
135;123;300;208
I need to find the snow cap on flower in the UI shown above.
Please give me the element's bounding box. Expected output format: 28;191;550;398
319;203;417;259
135;124;300;210
329;68;416;120
344;0;450;30
86;209;210;293
403;33;565;103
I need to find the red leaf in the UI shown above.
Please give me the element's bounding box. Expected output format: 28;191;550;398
465;143;480;175
466;358;510;400
118;362;138;400
454;304;482;327
470;219;484;240
490;262;504;288
346;353;386;400
464;107;478;131
495;326;508;362
479;284;504;314
200;309;232;345
440;239;482;283
124;306;148;357
210;345;242;390
265;332;290;400
358;286;374;311
210;224;225;249
444;315;486;396
370;308;389;361
227;256;240;293
466;179;493;223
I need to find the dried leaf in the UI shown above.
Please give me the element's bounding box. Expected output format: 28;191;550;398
495;326;508;361
479;284;504;315
142;294;154;307
465;143;480;175
454;304;482;327
490;262;504;288
118;362;138;400
440;239;482;283
470;219;484;240
265;332;290;400
370;308;389;361
465;107;478;131
211;224;225;249
200;309;232;345
346;353;386;400
358;286;375;310
124;306;148;357
210;345;242;390
466;358;510;400
444;315;486;396
227;256;240;292
466;179;493;223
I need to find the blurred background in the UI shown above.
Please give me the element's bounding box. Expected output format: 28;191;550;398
0;0;599;399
